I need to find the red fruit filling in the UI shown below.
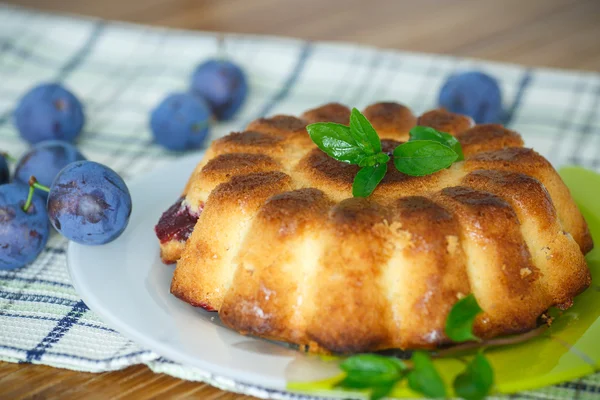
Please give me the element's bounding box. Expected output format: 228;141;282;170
155;196;202;244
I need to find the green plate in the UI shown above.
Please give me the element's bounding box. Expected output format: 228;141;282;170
289;166;600;398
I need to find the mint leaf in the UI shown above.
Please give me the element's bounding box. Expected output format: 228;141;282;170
338;354;406;400
340;354;407;383
350;107;382;155
306;122;366;164
353;163;388;197
445;293;483;342
453;352;494;400
409;126;464;161
370;382;396;400
306;108;385;166
358;153;390;168
393;140;458;176
407;351;447;398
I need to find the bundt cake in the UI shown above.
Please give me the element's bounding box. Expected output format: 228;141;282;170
155;102;593;354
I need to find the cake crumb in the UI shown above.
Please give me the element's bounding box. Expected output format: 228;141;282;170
520;267;532;278
388;222;412;247
541;313;554;326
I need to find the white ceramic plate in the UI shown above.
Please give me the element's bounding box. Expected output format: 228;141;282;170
67;153;342;399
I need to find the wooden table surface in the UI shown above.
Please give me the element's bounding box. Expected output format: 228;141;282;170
1;1;599;399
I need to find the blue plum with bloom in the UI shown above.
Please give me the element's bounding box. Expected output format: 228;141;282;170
47;161;132;245
0;183;49;270
14;83;85;144
14;140;86;200
190;59;248;121
150;92;211;151
438;71;503;124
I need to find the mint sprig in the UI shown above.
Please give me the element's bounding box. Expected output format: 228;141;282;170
453;352;494;400
445;293;483;343
349;107;383;154
332;295;496;400
353;163;388;198
307;122;368;164
393;140;458;176
306;109;464;197
445;295;494;400
338;354;407;400
409;125;465;161
307;108;390;197
337;352;446;400
407;351;447;398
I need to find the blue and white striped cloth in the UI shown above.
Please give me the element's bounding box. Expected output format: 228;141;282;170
1;4;599;399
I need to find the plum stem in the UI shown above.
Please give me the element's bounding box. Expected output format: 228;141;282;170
1;151;16;163
23;176;50;212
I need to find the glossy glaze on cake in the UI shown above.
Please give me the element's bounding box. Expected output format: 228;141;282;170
155;102;593;354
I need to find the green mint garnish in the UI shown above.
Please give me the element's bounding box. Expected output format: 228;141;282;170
453;352;494;400
306;108;464;197
445;293;483;342
306;122;368;164
307;108;389;197
409;126;465;161
358;152;390;168
306;290;524;400
407;351;447;398
393;140;459;176
353;163;388;198
338;354;407;400
349;107;383;155
316;293;501;399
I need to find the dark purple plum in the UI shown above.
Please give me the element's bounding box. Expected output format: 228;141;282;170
190;59;248;121
0;154;8;184
47;161;132;245
438;71;503;124
0;183;49;270
150;92;211;151
14;83;85;144
14;140;86;200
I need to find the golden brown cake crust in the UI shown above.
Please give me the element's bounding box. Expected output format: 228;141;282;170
363;102;417;140
162;104;593;354
212;131;286;155
457;124;524;157
247;115;307;136
302;102;351;124
418;108;474;134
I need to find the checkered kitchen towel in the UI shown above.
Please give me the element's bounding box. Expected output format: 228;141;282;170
0;4;599;399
